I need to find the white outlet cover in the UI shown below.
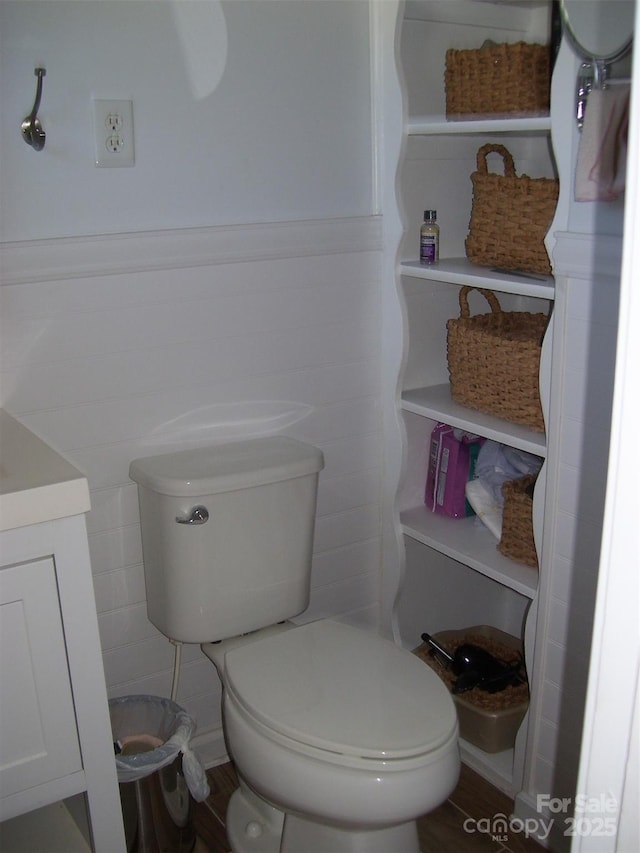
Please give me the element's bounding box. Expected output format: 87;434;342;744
93;99;134;168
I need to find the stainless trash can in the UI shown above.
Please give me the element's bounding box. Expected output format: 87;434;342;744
109;696;205;853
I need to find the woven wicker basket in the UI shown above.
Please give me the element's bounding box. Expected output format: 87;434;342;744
445;42;550;118
446;287;547;432
465;144;558;276
498;475;538;568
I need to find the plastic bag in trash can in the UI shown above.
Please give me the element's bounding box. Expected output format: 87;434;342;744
109;695;210;802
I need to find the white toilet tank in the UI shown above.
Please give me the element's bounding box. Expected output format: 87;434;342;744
129;437;324;643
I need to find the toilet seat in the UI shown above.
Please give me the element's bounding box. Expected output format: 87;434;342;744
224;620;457;764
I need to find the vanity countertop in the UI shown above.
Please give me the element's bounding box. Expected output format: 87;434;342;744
0;410;90;532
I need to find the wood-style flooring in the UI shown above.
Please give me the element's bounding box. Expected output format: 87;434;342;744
192;761;545;853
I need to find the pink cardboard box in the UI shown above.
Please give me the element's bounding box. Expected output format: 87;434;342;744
425;423;483;518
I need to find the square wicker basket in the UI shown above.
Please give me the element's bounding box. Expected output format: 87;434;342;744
445;41;550;118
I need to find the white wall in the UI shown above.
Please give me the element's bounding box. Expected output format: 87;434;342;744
0;0;373;240
0;1;381;763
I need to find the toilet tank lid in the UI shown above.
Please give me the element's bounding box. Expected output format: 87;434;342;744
129;437;324;497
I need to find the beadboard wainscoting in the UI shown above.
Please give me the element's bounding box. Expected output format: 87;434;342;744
0;216;383;765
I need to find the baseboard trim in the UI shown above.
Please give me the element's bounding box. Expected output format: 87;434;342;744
514;790;553;849
190;727;229;770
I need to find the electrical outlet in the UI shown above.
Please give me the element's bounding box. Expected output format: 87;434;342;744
93;99;134;167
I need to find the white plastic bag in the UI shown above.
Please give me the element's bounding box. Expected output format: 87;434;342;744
109;695;210;802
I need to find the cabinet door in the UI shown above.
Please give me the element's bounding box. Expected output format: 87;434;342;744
0;557;82;799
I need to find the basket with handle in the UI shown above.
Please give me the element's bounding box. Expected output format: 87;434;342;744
465;143;558;275
446;287;548;432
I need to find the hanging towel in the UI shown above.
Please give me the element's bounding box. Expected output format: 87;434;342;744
575;84;630;202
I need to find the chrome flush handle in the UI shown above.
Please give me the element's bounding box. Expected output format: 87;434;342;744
175;505;209;525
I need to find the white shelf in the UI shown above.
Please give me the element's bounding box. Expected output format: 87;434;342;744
402;384;546;458
400;258;555;300
408;114;551;136
401;505;538;599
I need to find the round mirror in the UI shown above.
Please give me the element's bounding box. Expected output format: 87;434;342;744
561;0;634;61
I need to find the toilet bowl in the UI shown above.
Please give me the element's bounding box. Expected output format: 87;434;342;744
204;619;460;853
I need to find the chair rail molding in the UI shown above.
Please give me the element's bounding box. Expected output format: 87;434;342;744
0;216;382;286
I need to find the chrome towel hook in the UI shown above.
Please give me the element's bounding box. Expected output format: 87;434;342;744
21;67;46;151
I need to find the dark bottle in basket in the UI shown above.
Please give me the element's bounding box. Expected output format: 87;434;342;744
421;632;524;694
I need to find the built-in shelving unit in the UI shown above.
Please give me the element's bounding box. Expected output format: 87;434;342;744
392;0;555;795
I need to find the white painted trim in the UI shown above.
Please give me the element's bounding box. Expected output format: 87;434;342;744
0;216;382;286
372;0;405;641
552;231;623;281
571;3;640;845
369;0;384;216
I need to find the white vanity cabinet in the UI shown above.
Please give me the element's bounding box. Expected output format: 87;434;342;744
381;0;556;794
0;552;83;800
0;410;125;852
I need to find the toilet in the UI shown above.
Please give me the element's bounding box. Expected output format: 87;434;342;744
130;437;459;853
